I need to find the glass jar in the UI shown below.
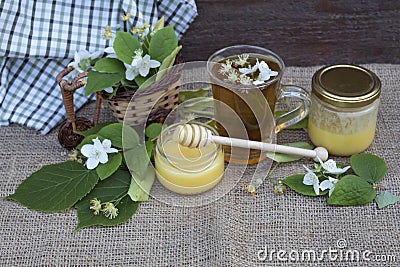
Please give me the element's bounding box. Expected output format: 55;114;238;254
154;123;225;194
308;64;381;156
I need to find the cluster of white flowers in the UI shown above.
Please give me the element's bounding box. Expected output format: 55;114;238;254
80;137;118;169
303;158;351;196
124;49;160;81
218;54;279;87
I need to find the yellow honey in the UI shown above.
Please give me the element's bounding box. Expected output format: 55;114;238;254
308;65;381;156
154;123;224;194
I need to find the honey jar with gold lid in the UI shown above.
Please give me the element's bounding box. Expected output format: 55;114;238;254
308;64;381;156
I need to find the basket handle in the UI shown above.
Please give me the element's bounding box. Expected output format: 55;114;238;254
56;66;101;131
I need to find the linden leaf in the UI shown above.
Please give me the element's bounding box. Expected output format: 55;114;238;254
145;123;163;139
7;161;98;212
375;191;400;209
97;123;139;149
267;142;314;163
350;154;387;183
328;175;376;206
283;174;328;197
96;152;123;180
75;169;139;231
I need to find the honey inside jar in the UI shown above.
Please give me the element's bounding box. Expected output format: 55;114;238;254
308;65;381;156
154;123;224;194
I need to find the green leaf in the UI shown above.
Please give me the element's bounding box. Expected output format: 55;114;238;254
96;152;123;180
350;154;387;183
145;123;162;139
145;140;154;159
328;175;376;206
74;122;113;137
375;191;400;209
149;25;178;62
283;174;328;196
274;111;308;129
97;123;139;149
156;45;182;81
75;169;139;231
267;142;314;163
128;166;155;201
7;161;98;212
94;58;125;73
113;31;141;64
84;71;123;96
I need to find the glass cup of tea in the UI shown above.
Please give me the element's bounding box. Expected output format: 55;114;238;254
207;45;311;164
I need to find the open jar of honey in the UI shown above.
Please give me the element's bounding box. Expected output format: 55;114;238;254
308;65;381;156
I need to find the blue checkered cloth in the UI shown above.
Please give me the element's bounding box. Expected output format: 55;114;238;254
0;0;197;134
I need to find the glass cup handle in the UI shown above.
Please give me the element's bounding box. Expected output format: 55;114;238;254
275;84;311;133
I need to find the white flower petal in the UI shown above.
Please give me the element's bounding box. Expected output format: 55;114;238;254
319;179;333;191
86;157;100;169
105;147;119;153
98;151;108;164
103;87;114;93
80;144;94;158
102;139;112;149
92;138;103;150
149;59;160;68
303;173;317;185
139;65;150;77
313;183;320;195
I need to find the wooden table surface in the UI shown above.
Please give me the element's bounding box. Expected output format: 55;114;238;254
181;0;400;66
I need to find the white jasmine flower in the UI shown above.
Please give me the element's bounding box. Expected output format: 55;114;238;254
319;177;339;196
239;64;258;76
102;202;119;219
80;137;118;169
138;54;160;76
255;60;278;83
68;50;102;73
124;62;139;80
303;165;320;195
318;158;351;174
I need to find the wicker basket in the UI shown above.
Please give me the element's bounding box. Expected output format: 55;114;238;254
55;61;182;149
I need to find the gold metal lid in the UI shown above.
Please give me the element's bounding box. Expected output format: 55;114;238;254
312;64;381;108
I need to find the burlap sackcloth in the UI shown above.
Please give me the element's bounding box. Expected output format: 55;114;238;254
0;64;399;266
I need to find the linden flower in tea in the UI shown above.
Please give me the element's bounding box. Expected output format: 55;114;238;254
218;54;278;86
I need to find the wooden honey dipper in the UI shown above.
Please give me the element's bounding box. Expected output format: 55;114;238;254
174;124;328;162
